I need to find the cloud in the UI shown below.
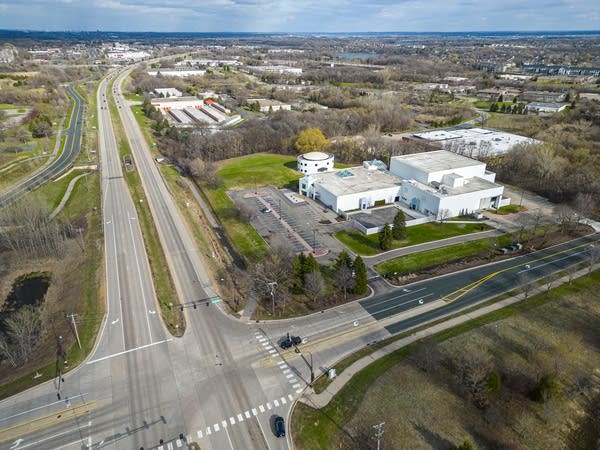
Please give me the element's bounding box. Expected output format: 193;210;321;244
0;0;598;31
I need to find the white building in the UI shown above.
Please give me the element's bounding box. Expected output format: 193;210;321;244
154;88;182;98
249;98;292;113
299;150;509;218
412;127;542;158
297;152;335;174
147;69;206;78
390;151;508;217
525;102;568;113
299;162;402;212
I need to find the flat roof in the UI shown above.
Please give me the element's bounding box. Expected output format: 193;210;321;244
412;127;542;157
407;176;502;197
392;150;482;173
310;166;402;197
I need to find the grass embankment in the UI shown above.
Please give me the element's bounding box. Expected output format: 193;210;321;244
336;221;491;256
202;153;300;260
293;270;600;449
0;172;104;400
107;78;183;335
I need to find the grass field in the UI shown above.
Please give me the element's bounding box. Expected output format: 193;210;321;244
335;222;491;256
202;153;300;260
293;270;600;450
215;153;300;189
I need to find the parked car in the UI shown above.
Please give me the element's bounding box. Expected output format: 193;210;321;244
274;416;285;437
280;334;301;349
262;207;272;213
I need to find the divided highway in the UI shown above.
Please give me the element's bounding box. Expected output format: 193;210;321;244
0;85;85;207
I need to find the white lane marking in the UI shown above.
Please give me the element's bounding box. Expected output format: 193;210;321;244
110;212;126;351
293;383;301;388
285;374;294;379
264;345;272;350
282;369;290;374
244;410;251;418
206;427;212;435
149;310;156;314
229;416;235;425
289;378;298;383
266;402;272;410
86;339;173;364
111;318;120;325
268;349;276;354
225;427;235;450
197;430;203;438
0;393;88;423
214;423;220;432
281;397;287;404
222;420;228;428
176;439;183;447
18;421;92;449
252;408;258;416
277;361;286;366
258;337;266;342
167;442;173;450
259;404;265;413
288;394;294;401
237;413;244;422
274;399;280;407
254;415;273;450
296;388;303;393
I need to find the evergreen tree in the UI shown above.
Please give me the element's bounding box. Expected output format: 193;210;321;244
353;256;368;294
392;210;407;240
379;223;393;251
304;253;319;274
335;250;353;269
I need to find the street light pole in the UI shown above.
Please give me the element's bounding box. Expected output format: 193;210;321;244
295;346;315;386
267;281;277;316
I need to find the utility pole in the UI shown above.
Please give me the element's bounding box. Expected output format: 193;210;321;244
294;346;315;386
267;282;277;316
67;313;82;350
373;422;385;450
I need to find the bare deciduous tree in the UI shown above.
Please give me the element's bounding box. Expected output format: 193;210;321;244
437;208;452;223
1;305;46;365
412;339;442;373
303;270;325;304
455;344;493;408
333;265;356;303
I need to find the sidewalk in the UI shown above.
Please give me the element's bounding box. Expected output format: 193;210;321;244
300;264;598;409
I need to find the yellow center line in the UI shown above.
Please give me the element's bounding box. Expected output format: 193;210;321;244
442;240;592;303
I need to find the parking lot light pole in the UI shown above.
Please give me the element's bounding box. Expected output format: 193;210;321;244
267;281;277;316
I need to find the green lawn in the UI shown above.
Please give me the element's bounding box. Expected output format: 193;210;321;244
495;204;526;214
216;153;300;190
375;238;497;276
335;222;491;256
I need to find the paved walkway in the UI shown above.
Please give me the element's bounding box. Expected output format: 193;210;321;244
50;171;92;219
299;264;599;409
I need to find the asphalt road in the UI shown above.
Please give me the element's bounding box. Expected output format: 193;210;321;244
0;85;84;208
359;233;600;333
1;68;597;450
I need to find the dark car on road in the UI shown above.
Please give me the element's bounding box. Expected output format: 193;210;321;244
274;415;285;437
279;334;301;349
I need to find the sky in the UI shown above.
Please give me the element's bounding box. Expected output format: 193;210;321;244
0;0;598;33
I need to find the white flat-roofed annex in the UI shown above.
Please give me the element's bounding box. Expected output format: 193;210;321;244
308;166;402;197
392;149;482;173
406;174;502;197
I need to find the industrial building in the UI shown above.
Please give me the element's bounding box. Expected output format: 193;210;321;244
151;97;241;127
410;127;541;158
299;151;509;219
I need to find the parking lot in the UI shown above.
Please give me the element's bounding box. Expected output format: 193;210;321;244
230;187;334;256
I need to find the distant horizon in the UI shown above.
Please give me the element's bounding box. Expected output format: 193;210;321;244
1;29;599;36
